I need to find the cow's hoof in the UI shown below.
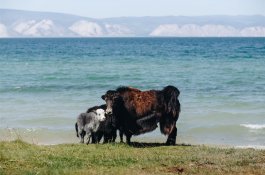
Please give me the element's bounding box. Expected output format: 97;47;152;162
166;140;176;146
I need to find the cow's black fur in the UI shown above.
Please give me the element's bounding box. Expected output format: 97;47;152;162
102;85;181;145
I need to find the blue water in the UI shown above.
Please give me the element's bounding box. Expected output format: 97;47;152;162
0;38;265;147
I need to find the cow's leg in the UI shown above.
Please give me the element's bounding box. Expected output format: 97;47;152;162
103;134;112;143
119;129;124;143
97;132;104;143
91;132;102;143
91;132;96;143
126;134;132;145
166;126;177;146
111;129;117;142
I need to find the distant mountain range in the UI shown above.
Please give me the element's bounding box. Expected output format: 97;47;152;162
1;9;265;37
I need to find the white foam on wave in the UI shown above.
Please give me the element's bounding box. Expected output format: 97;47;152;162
236;145;265;150
26;128;37;132
240;124;265;129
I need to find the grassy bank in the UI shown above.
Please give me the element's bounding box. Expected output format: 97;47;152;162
0;140;265;175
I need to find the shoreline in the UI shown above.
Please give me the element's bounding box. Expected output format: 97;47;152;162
1;127;264;149
1;137;265;150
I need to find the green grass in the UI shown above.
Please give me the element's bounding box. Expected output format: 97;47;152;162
0;140;265;175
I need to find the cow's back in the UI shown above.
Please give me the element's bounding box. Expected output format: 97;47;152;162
120;89;157;118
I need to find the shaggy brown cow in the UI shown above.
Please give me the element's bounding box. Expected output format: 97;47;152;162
101;85;181;145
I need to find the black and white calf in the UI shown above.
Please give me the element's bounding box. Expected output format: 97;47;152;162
75;108;106;144
86;104;122;143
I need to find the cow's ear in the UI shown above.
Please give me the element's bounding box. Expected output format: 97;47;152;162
101;95;105;100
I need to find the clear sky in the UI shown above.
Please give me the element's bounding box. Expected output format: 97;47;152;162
1;0;264;18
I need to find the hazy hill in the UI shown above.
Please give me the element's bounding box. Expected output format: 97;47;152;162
0;9;265;37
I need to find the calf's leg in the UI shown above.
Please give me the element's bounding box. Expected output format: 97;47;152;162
86;133;91;145
80;130;86;143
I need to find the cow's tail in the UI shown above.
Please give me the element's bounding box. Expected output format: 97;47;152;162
75;122;79;137
162;85;180;118
160;85;181;135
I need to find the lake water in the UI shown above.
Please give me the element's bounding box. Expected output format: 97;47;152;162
0;38;264;147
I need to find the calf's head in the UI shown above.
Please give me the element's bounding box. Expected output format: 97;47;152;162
101;90;120;115
95;108;106;121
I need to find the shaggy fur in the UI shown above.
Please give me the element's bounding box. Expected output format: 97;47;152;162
75;109;106;144
102;85;181;145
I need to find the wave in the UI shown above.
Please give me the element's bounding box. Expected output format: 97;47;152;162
0;84;111;93
236;145;265;150
240;124;265;129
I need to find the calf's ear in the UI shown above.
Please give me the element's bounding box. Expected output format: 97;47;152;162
101;95;105;100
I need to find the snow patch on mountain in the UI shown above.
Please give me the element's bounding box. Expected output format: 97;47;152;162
240;27;265;37
69;21;103;36
150;24;265;37
0;23;8;37
13;19;59;36
105;24;134;36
